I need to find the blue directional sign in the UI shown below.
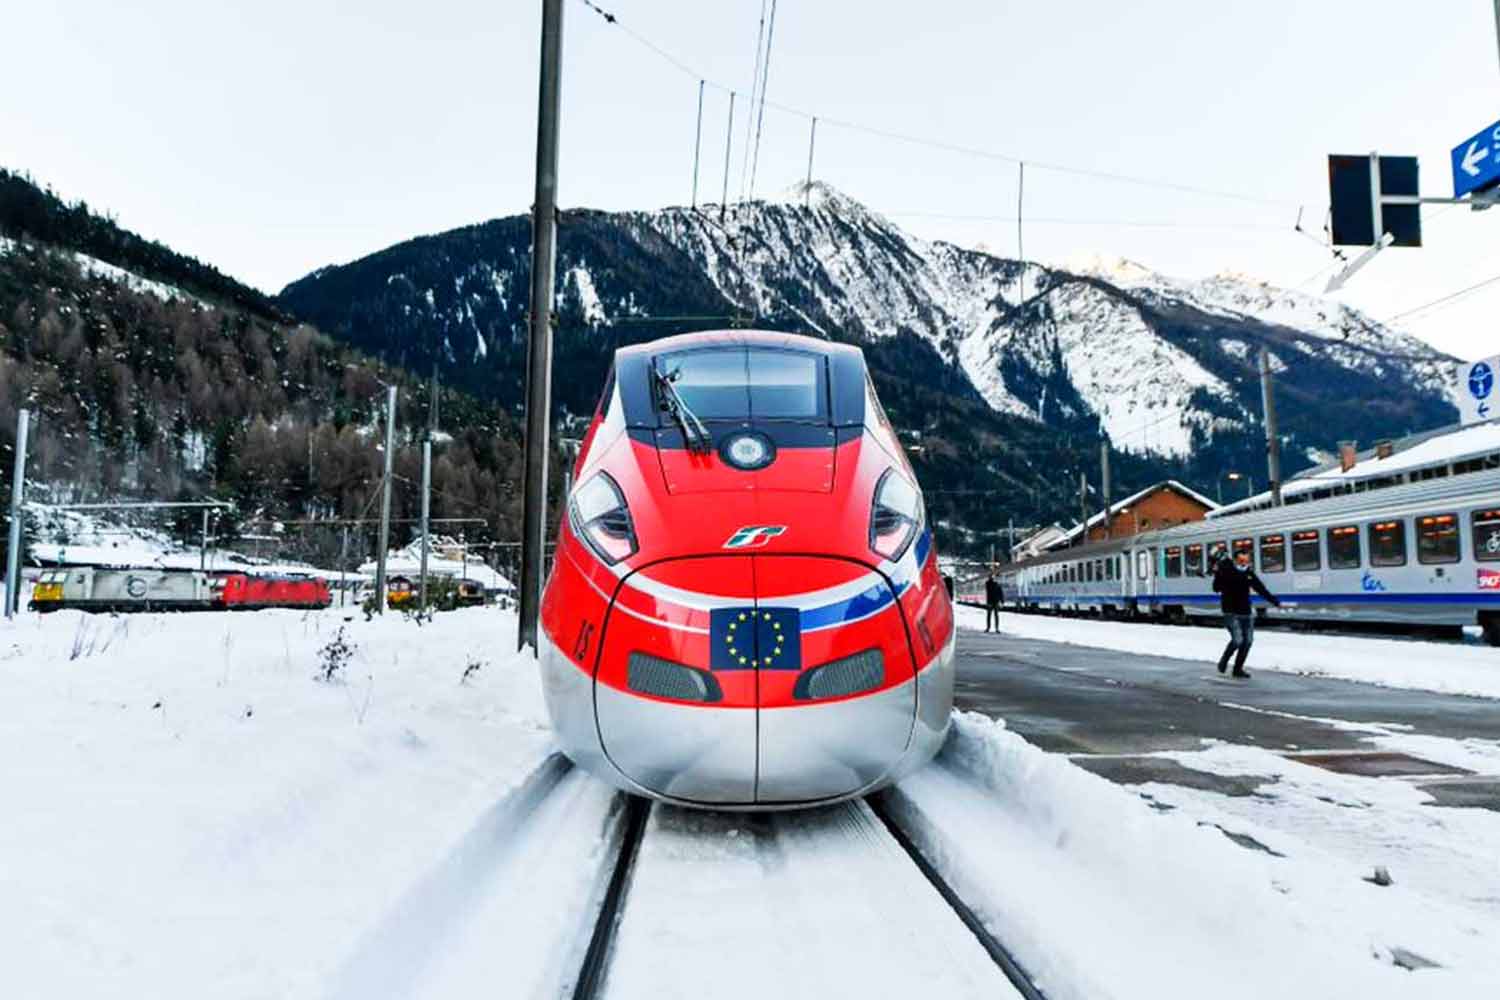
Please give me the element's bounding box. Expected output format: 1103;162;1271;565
1451;119;1500;197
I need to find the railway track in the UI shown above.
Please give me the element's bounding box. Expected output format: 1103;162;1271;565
569;791;1047;1000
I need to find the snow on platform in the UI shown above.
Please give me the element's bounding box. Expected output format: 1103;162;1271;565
890;714;1500;998
960;606;1500;700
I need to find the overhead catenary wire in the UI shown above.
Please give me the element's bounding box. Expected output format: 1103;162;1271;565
1387;271;1500;324
738;0;770;201
574;0;1299;210
745;0;779;202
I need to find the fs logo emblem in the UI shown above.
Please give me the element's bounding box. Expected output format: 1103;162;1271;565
1479;567;1500;591
722;525;786;550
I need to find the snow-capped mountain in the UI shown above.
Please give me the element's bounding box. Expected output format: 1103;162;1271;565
275;183;1457;541
280;181;1454;464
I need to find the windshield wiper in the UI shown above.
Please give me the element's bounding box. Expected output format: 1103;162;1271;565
652;362;713;455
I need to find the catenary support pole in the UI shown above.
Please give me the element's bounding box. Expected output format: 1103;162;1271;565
1259;347;1283;506
5;408;29;618
200;508;209;572
519;0;565;652
719;91;736;224
804;117;818;206
1100;439;1112;539
1494;0;1500;77
375;385;397;616
691;80;705;208
419;439;432;615
1017;161;1026;304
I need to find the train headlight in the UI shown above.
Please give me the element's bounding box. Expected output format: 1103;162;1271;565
720;431;775;471
571;472;639;565
869;468;922;562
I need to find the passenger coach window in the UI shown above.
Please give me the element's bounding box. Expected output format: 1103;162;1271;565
1185;544;1203;575
1292;530;1320;571
1232;538;1253;567
1165;547;1183;577
1368;520;1407;567
1473;509;1500;562
1137;551;1150;579
1327;525;1361;569
1417;514;1459;565
1259;534;1286;573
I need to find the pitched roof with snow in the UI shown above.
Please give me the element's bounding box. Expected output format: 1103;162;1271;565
1046;480;1220;550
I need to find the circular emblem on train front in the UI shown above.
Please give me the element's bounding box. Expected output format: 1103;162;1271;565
125;576;147;598
1469;361;1494;400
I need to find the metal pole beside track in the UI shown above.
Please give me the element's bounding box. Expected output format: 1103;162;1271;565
5;408;29;618
375;385;397;616
419;439;431;615
1259;347;1283;506
519;0;565;653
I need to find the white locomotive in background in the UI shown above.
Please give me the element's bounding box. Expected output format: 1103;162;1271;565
998;421;1500;645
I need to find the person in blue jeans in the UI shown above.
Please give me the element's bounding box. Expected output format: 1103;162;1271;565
1211;550;1281;677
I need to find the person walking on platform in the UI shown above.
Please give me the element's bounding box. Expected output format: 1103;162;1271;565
1212;549;1281;677
984;570;1004;633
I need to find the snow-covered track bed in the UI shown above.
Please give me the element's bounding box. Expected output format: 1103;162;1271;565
327;754;629;1000
592;797;1029;1000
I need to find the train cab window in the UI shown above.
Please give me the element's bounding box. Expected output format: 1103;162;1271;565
1368;520;1407;567
1417;514;1460;565
1327;525;1361;569
1473;509;1500;562
1292;530;1321;571
1185;544;1203;576
658;348;828;421
1164;546;1183;578
1259;534;1286;573
747;350;827;419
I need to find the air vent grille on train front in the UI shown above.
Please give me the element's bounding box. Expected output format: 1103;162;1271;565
793;649;884;701
627;653;724;703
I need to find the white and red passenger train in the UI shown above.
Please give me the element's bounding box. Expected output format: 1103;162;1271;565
540;330;955;809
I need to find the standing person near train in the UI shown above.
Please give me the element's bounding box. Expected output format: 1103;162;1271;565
984;569;1004;633
1212;548;1281;677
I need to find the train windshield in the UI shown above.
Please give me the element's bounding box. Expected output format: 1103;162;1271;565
655;348;828;422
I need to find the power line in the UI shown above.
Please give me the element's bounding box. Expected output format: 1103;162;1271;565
746;0;779;202
1387;271;1500;324
575;0;1298;210
885;212;1284;230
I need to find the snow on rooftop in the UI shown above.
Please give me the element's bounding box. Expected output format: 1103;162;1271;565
1213;419;1500;517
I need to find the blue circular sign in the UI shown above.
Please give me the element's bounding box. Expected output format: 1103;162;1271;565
1470;362;1494;400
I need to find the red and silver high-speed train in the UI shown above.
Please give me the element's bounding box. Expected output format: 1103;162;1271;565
540;330;955;809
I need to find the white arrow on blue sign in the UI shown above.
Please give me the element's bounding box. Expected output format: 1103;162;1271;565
1451;120;1500;197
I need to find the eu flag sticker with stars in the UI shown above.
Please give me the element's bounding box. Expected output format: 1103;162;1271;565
709;606;801;671
755;606;801;671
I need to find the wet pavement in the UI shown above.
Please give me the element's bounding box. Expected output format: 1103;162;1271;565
953;627;1500;811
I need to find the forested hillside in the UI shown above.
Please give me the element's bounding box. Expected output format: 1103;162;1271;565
0;173;535;566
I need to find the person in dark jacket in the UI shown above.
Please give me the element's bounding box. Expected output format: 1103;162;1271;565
984;571;1004;632
1212;549;1281;677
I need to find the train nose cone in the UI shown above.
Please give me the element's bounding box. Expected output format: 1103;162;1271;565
594;555;917;807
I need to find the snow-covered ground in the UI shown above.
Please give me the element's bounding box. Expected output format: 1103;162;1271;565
961;606;1500;699
5;606;1497;997
0;606;551;999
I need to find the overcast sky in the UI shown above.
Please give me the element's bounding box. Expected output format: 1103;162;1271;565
4;1;1499;360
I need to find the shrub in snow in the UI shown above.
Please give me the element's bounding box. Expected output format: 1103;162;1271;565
460;657;485;685
316;626;356;683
